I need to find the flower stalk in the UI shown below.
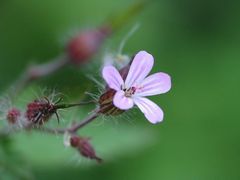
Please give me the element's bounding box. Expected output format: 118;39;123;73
35;111;99;135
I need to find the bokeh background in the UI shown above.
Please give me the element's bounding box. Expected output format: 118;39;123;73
0;0;240;179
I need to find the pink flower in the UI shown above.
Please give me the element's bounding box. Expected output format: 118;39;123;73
102;51;171;124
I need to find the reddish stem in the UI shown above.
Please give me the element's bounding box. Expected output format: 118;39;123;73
34;110;99;135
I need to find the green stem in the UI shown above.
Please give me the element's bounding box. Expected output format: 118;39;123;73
54;101;94;109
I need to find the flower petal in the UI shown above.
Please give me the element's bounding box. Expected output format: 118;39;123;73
136;72;171;96
113;90;134;110
125;51;154;88
102;66;124;91
133;97;164;124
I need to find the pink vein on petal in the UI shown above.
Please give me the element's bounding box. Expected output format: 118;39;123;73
136;72;171;96
133;97;164;124
125;51;154;88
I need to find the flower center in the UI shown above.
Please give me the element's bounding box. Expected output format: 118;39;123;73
122;87;136;97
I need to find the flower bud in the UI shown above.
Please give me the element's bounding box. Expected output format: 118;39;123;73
98;89;124;116
70;135;102;163
118;61;131;81
67;26;111;65
25;99;55;125
70;135;80;148
7;108;21;124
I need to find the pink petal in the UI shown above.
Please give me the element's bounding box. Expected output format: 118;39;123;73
125;51;154;88
113;90;134;110
102;66;124;91
136;72;171;96
133;97;164;124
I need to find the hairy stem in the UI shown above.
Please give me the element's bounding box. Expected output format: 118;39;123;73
70;112;98;132
0;108;100;137
34;110;99;135
54;101;95;109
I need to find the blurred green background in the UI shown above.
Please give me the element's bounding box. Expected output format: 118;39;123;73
1;0;240;179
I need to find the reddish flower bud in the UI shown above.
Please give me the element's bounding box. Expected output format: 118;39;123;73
119;61;131;81
7;108;21;124
67;26;111;65
25;99;56;125
98;89;124;116
70;135;80;147
70;135;102;163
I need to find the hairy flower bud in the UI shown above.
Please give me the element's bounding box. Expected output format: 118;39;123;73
25;96;90;125
67;26;111;65
7;108;21;124
98;89;124;116
118;61;131;81
70;135;80;147
25;99;56;125
70;135;102;163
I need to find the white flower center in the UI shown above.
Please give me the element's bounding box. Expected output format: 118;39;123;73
121;86;137;97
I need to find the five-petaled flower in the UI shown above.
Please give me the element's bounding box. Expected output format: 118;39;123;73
102;51;171;124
